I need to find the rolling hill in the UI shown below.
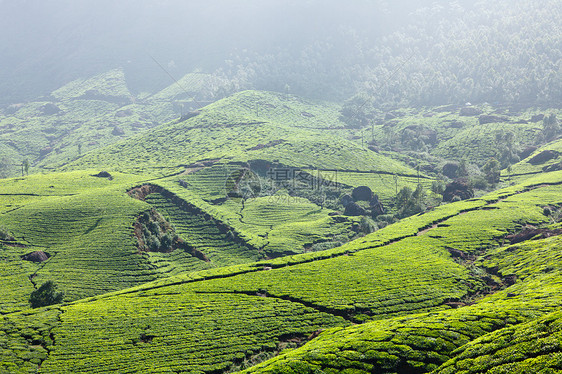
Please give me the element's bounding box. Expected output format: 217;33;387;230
0;86;561;373
1;170;561;373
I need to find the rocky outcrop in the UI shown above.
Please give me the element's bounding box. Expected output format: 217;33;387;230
352;186;373;202
479;115;508;125
21;251;50;263
442;162;459;179
459;107;482;116
443;178;474;202
344;202;367;216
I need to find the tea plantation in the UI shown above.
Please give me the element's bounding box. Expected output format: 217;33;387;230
1;169;561;373
1;86;562;373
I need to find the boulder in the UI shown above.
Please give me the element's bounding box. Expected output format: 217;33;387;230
459;107;482;116
370;195;385;217
92;171;113;180
507;227;562;245
528;150;560;165
448;120;465;128
21;251;50;263
519;146;538;160
352;186;373;201
479;115;508;125
442;162;459;179
40;103;61;115
443;178;474;202
344;202;367;216
115;109;133;117
112;126;125;136
340;194;354;207
543;162;562;172
531;114;545;122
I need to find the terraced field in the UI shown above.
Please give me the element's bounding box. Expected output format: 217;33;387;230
2;171;561;373
145;191;260;266
0;68;215;175
0;172;162;306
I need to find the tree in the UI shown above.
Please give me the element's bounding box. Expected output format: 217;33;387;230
395;185;425;219
457;159;469;178
29;281;64;308
0;157;11;178
483;158;501;185
543;113;560;141
23;159;29;176
339;93;377;128
431;179;446;195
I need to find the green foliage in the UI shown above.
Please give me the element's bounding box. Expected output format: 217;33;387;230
395;184;426;218
431;179;446;195
339;93;378;128
542;113;560;141
29;281;64;308
482;158;501;185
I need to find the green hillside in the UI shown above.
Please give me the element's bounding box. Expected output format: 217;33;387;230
0;83;560;374
1;170;561;373
2;2;562;373
0;69;216;177
504;137;562;181
65;91;418;175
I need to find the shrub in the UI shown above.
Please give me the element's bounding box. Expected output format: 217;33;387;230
148;221;161;235
29;281;64;308
470;175;489;190
148;237;161;252
431;180;446;195
0;226;14;241
359;216;378;234
160;233;174;251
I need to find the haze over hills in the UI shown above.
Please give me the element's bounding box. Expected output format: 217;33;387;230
1;1;562;373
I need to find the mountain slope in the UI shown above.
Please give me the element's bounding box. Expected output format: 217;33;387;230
1;171;561;373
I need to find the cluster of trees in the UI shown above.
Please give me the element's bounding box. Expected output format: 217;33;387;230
218;1;562;108
4;1;560;108
29;281;64;308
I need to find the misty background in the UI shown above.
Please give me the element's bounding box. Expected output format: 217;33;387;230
0;0;561;107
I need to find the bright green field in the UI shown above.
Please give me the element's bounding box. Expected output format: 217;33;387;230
1;171;562;373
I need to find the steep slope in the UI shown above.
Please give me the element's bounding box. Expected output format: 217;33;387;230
0;171;159;310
